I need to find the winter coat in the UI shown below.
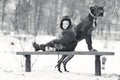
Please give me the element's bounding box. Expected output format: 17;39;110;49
53;28;77;51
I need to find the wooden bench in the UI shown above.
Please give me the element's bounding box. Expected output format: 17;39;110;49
17;51;114;76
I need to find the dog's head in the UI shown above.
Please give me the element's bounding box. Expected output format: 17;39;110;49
90;5;104;17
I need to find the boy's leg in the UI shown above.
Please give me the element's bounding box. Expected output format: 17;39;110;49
63;55;74;72
46;40;55;47
33;39;56;51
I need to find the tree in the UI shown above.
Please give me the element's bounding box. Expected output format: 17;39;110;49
10;0;120;40
1;0;7;30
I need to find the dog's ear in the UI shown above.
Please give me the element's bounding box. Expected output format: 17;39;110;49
90;6;95;11
101;6;104;10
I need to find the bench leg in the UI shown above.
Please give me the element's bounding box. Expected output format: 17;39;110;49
25;55;31;72
95;55;101;76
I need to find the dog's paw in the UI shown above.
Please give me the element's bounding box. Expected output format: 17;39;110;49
90;49;97;51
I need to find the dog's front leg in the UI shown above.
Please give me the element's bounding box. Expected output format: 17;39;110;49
85;34;92;50
85;34;97;51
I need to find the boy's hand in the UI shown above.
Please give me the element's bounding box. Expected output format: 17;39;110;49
45;46;56;51
54;44;65;50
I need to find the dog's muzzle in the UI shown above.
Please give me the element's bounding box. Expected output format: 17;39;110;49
99;12;104;16
99;7;104;17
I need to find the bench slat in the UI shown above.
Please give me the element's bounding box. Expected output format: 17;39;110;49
17;51;114;55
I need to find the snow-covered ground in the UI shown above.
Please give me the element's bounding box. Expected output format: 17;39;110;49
0;34;120;80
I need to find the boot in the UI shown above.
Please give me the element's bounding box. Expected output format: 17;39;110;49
40;44;46;51
33;42;46;51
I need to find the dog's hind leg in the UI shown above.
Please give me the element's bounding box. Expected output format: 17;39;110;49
55;55;67;68
57;63;62;73
63;55;74;72
55;55;67;73
63;63;68;72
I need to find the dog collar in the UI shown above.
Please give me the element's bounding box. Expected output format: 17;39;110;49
89;10;97;18
89;11;98;28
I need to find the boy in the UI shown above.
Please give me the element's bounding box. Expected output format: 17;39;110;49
33;16;77;72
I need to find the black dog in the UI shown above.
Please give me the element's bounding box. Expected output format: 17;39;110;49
75;5;104;51
56;6;104;73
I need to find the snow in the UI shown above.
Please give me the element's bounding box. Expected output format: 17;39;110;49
0;34;120;80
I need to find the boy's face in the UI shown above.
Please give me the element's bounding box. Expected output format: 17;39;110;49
62;20;69;29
